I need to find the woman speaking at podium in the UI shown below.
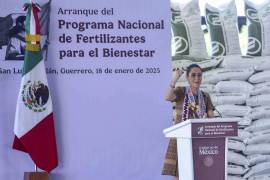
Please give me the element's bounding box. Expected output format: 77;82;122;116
162;64;214;180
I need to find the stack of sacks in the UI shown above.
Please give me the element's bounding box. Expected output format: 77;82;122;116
202;54;270;179
204;67;254;178
170;0;270;179
203;10;248;177
204;0;270;177
203;0;270;178
241;59;270;179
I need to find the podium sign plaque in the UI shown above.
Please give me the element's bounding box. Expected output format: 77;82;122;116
163;118;238;180
191;122;238;138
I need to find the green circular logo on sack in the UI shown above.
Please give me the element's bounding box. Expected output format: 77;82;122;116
174;36;188;54
248;37;261;55
206;13;221;26
211;41;225;56
171;10;182;23
246;9;259;22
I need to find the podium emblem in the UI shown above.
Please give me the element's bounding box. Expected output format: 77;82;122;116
197;126;204;135
203;155;214;167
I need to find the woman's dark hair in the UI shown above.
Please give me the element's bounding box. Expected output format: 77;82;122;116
186;64;202;76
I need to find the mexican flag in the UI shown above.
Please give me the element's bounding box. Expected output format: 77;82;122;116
12;3;58;172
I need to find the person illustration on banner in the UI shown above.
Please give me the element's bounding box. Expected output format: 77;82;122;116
5;15;26;60
162;64;214;180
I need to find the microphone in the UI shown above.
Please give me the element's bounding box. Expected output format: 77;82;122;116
214;108;223;118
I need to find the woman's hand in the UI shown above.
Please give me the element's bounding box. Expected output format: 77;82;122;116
165;67;185;101
171;68;185;86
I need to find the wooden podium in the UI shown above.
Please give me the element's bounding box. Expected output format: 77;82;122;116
163;118;238;180
24;172;48;180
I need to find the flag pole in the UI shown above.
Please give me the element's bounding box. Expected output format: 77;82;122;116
35;165;38;172
29;0;36;174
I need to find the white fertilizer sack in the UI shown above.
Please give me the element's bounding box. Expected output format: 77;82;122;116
248;70;270;84
244;162;270;178
203;68;255;84
247;94;270;107
205;1;241;56
238;117;252;126
210;93;248;106
248;174;270;180
228;164;249;175
228;151;249;166
245;0;270;56
220;55;265;69
215;80;254;94
228;139;246;152
215;105;252;117
171;0;207;57
244;131;270;144
244;144;270;155
248;106;270;120
258;2;270;56
254;58;270;71
248;154;270;166
245;118;270;132
230;129;252;141
251;82;270;95
253;129;270;136
245;0;263;56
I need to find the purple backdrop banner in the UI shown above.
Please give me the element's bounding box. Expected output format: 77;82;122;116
0;0;171;179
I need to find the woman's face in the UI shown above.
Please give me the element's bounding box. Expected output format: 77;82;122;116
187;67;202;90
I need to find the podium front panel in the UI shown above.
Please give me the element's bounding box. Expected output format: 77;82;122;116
192;138;226;180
